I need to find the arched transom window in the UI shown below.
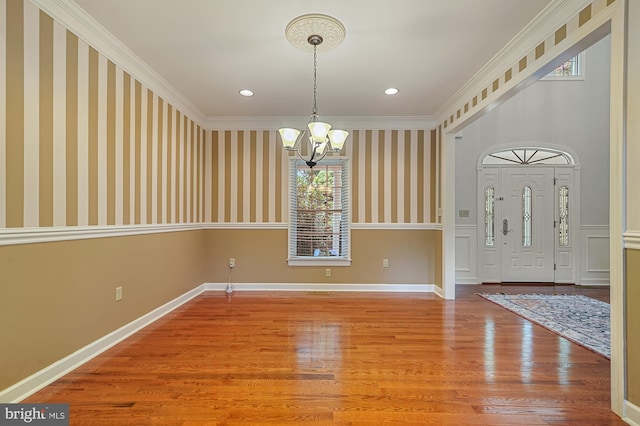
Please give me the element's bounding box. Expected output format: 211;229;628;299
482;148;572;165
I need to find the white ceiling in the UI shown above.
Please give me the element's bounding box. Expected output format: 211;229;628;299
71;0;552;120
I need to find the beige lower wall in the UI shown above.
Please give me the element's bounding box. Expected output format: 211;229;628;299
0;227;442;393
0;230;207;392
626;249;640;405
205;228;442;286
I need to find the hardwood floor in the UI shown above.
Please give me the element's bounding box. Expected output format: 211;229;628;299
25;285;625;425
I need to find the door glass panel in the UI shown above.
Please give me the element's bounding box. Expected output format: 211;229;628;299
485;186;495;246
522;186;532;247
559;186;569;246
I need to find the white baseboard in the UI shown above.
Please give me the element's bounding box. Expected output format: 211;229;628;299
456;278;480;285
625;400;640;426
0;284;207;403
1;282;435;403
206;282;436;293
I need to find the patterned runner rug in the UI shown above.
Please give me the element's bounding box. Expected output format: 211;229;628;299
477;293;610;359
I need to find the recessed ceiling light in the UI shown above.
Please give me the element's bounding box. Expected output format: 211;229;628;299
384;88;399;95
239;89;254;97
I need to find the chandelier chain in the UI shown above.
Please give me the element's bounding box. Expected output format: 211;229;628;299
312;44;318;117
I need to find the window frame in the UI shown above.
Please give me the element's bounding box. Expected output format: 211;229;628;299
287;157;351;267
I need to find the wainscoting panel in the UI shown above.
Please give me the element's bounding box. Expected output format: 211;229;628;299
455;225;479;284
580;225;610;285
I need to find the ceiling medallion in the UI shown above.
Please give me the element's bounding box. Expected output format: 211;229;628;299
285;13;346;53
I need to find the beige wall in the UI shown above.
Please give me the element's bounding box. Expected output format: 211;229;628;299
625;250;640;404
205;229;441;286
0;230;207;391
625;0;640;407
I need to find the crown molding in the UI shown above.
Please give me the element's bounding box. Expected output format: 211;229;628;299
29;0;206;125
203;116;436;131
435;0;590;124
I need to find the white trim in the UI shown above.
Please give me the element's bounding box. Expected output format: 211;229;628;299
351;223;442;230
29;0;205;125
205;282;435;293
0;224;202;246
287;258;352;267
0;222;444;246
623;231;640;250
435;0;588;122
0;284;206;403
624;400;640;426
205;116;436;131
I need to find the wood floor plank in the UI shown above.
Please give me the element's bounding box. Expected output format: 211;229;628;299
24;285;625;424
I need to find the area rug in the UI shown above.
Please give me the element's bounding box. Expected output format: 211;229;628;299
477;293;610;359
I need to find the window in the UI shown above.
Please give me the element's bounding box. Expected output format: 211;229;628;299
558;186;569;247
288;158;350;266
522;186;532;247
542;52;585;80
485;186;495;246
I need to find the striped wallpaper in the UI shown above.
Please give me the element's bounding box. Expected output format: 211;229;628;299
1;0;438;234
1;0;205;229
203;129;436;224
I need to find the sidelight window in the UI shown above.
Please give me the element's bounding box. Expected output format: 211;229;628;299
522;186;532;247
485;186;495;246
558;186;569;246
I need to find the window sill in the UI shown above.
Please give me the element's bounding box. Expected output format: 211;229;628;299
287;257;352;267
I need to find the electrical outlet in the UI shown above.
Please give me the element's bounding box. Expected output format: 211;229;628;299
325;268;331;278
229;258;235;268
115;286;123;301
383;259;389;268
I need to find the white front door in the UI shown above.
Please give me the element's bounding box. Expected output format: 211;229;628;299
500;167;555;282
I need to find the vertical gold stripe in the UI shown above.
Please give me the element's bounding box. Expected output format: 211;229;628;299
535;42;545;60
122;73;131;225
261;131;269;222
196;125;201;222
65;31;78;226
579;4;592;27
472;96;478;107
505;68;512;83
430;129;437;222
166;105;173;223
390;130;398;223
492;79;499;92
351;130;359;222
210;130;218;222
6;0;24;227
237;130;244;222
156;98;164;223
404;130;411;223
106;61;116;225
182;116;187;222
174;111;181;223
417;130;425;223
274;133;282;222
481;88;488;100
88;47;99;226
555;25;567;45
224;131;231;222
134;80;142;224
190;121;196;222
39;11;54;227
464;103;469;113
519;56;527;72
250;131;257;222
146;90;153;224
364;130;372;223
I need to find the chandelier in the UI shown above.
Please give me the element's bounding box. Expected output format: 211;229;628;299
278;14;348;169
